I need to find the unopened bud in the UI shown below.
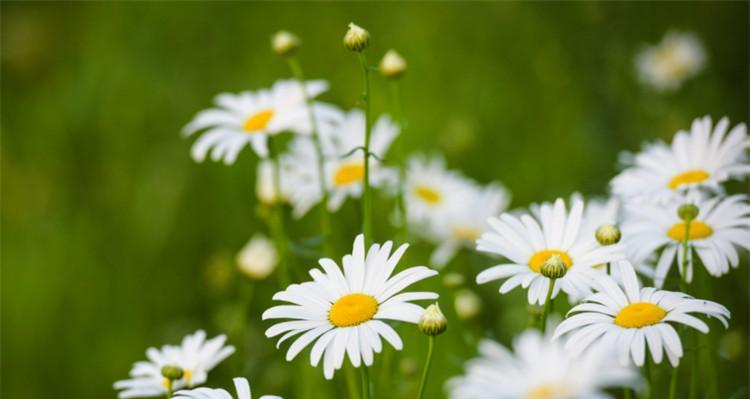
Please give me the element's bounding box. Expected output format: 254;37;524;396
540;255;567;279
418;303;447;336
271;31;300;56
161;365;184;381
343;22;369;52
442;272;465;288
379;50;407;78
454;289;481;320
595;224;621;246
678;203;699;222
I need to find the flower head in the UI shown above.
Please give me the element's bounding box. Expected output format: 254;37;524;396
173;377;281;399
271;30;300;56
595;224;622;246
379;50;407;78
344;22;369;52
419;303;448;336
237;234;278;280
635;31;706;92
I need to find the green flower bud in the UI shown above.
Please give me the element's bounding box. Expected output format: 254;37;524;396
343;22;370;52
540;255;567;279
678;203;699;222
595;224;621;246
442;272;465;288
418;303;447;336
161;365;184;381
379;49;407;78
271;30;300;56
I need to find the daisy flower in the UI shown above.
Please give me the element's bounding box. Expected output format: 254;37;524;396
447;329;639;399
173;377;281;399
237;234;278;280
256;159;289;205
282;110;399;218
183;79;339;163
623;194;750;287
476;197;625;305
635;31;706;92
114;330;235;398
553;263;730;366
262;234;438;379
424;182;511;267
611;116;749;203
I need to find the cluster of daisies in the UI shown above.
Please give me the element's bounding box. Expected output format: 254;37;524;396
113;23;748;399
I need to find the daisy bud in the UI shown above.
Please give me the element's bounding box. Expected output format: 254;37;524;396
442;272;465;288
595;224;621;246
379;49;407;79
343;22;369;52
271;30;300;57
161;365;184;381
237;235;278;280
419;303;447;336
454;289;481;320
540;255;567;279
678;203;699;222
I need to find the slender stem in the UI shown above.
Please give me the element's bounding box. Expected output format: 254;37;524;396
643;359;653;399
389;81;408;242
539;279;556;333
357;52;373;245
345;365;359;399
360;364;371;399
689;331;698;399
286;57;333;256
668;364;678;399
624;388;632;399
417;336;435;399
679;221;692;292
268;137;290;286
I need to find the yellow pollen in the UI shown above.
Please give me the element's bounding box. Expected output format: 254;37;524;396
243;109;274;133
329;293;378;327
183;369;192;385
667;221;713;241
528;250;572;273
668;169;710;190
615;302;667;328
333;163;365;187
414;185;442;204
451;226;480;242
526;384;570;399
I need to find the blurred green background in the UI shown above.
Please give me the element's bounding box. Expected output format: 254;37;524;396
2;2;748;398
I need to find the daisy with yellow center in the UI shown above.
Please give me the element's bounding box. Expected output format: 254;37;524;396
173;377;281;399
635;31;705;92
476;197;625;305
183;79;341;164
262;234;437;379
553;262;729;367
447;329;639;399
611;115;750;204
622;194;750;288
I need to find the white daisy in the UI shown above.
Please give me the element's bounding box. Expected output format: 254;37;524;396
447;329;639;399
183;79;339;163
623;194;750;288
282;110;399;218
425;182;511;267
114;330;235;398
237;234;278;280
553;263;730;367
611;116;749;204
476;197;625;305
635;31;706;92
256;159;289;205
262;234;437;379
173;377;281;399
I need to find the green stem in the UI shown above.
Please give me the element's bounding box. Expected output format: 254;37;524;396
345;365;359;399
360;365;371;399
357;52;373;245
417;336;435;399
668;364;678;399
389;81;408;242
268;136;290;286
539;279;556;333
165;380;173;398
624;388;632;399
606;262;611;275
643;359;653;399
679;221;691;293
286;56;333;256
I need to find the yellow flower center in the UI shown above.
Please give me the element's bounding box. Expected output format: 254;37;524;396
329;293;378;327
451;226;481;242
656;46;689;79
668;169;710;190
243;109;274;133
526;384;570;399
529;250;572;273
333;162;365;187
614;302;667;328
667;221;713;241
414;185;442;204
184;369;192;385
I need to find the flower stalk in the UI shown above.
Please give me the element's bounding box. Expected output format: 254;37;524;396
417;335;435;399
358;52;373;245
268;136;290;286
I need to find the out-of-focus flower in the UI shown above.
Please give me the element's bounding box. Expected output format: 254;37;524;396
262;234;438;379
113;331;235;398
403;155;474;228
611;116;749;204
237;234;278;280
256;160;289;205
447;329;639;398
271;30;300;57
635;31;706;92
554;263;730;367
476;198;625;305
174;377;281;399
182;80;339;163
454;289;481;320
379;50;407;79
442;272;465;288
623;194;750;287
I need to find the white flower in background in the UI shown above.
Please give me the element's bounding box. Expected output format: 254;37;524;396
403;155;474;227
611;116;749;203
237;234;278;280
183;79;339;163
425;182;511;267
447;329;639;399
553;263;730;367
256;160;289;205
635;31;706;92
262;234;437;379
114;331;235;398
173;377;281;399
283;110;399;217
454;289;482;320
476;198;625;305
622;194;750;287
